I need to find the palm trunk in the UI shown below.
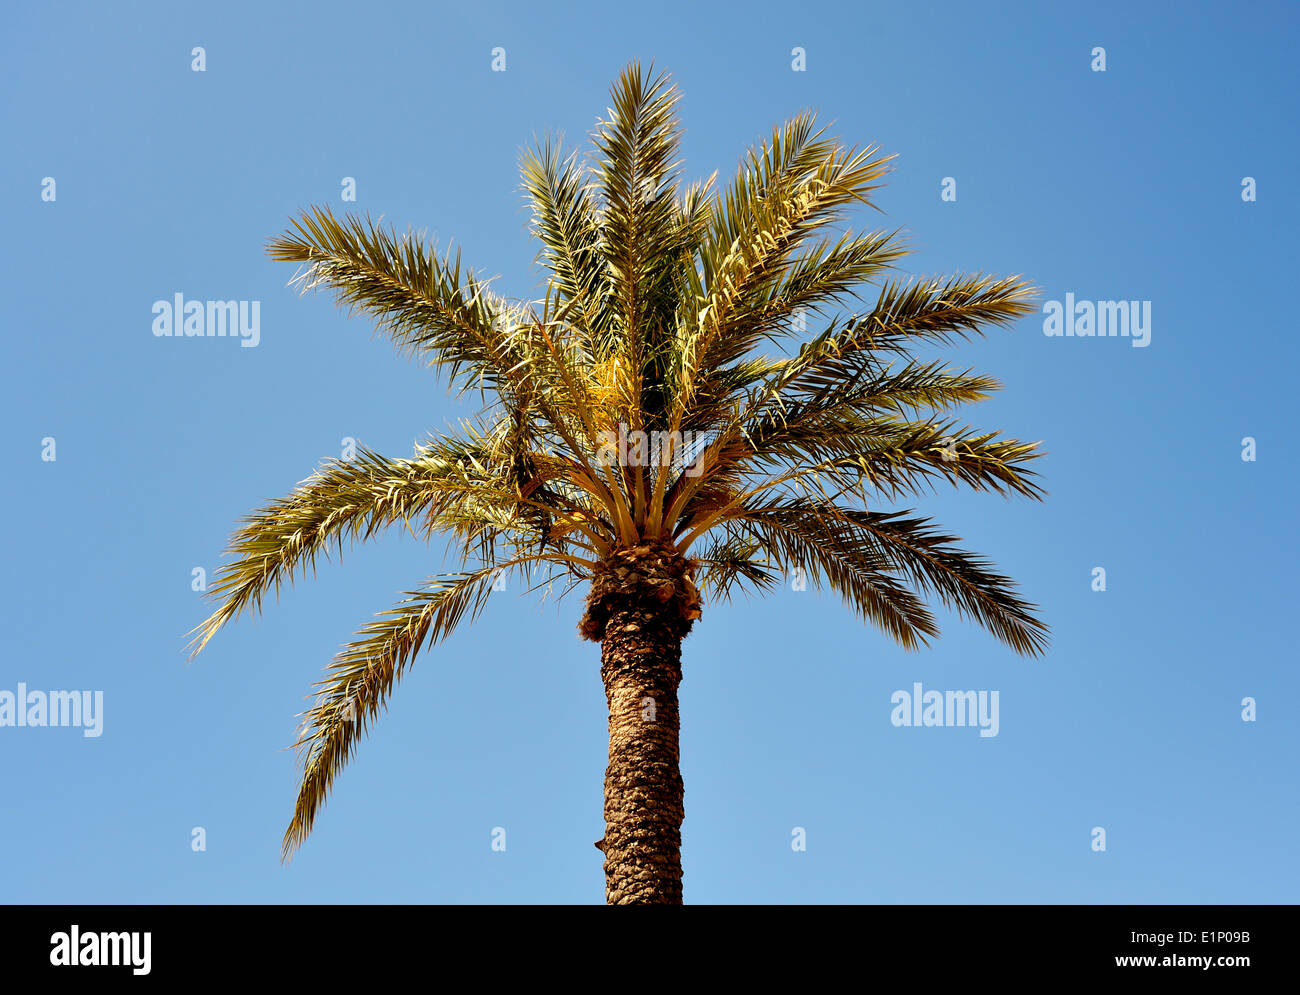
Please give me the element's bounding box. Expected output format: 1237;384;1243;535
580;543;700;905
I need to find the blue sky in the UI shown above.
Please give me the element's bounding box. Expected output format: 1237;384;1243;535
3;0;1297;903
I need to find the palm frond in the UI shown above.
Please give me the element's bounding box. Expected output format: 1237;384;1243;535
520;138;608;341
282;566;505;858
591;60;684;424
729;509;939;649
734;501;1049;655
187;445;488;658
267;206;509;395
692;532;781;602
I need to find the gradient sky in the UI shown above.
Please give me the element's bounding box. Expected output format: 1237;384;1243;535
3;0;1297;903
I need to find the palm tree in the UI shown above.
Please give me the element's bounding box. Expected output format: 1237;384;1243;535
189;61;1048;905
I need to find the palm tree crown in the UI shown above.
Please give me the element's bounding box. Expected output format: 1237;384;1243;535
190;61;1048;863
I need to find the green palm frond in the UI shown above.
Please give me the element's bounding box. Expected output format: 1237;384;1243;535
692;532;781;602
735;415;1043;499
672;119;896;424
802;273;1038;360
727;508;939;650
735;501;1049;656
591;60;684;417
284;565;506;857
520;137;609;340
737;227;908;340
267;206;511;395
187;445;488;658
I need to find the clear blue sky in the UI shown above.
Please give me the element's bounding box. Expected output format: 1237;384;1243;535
3;0;1297;904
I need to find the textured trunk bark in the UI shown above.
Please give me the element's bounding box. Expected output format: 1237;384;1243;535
599;594;685;904
580;543;700;905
